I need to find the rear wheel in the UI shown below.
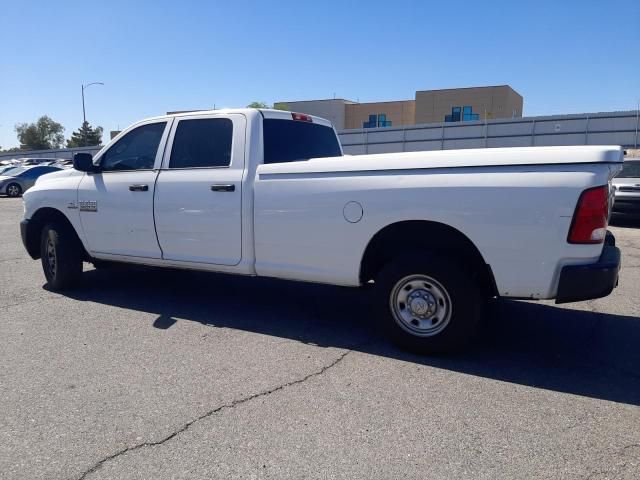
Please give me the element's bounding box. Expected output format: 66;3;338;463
40;221;83;290
374;252;483;354
6;183;21;197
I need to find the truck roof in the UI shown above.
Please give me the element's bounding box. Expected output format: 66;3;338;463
142;108;334;129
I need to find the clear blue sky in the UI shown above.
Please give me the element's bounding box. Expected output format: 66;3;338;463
0;0;638;148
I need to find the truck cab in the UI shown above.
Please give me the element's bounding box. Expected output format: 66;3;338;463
22;109;341;275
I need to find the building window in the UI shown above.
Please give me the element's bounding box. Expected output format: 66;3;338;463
445;107;461;122
462;106;479;121
363;113;392;128
445;106;479;122
363;114;377;128
377;114;392;127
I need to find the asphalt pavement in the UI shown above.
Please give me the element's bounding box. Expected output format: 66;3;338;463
1;197;639;479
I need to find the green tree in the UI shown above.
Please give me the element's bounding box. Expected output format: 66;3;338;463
0;146;21;153
15;116;65;150
246;101;270;108
66;121;104;147
273;102;290;111
246;102;290;111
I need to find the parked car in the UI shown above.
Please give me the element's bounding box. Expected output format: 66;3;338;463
0;165;22;176
0;159;21;168
52;159;74;169
19;157;60;166
0;165;62;197
612;158;640;215
19;109;623;353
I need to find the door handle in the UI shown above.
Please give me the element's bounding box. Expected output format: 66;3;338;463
129;184;149;192
211;184;235;192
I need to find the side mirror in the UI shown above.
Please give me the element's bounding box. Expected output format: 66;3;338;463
73;153;99;173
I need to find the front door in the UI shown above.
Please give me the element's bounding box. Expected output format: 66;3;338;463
153;113;245;265
77;120;171;258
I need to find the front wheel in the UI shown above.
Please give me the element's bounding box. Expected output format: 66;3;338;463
40;222;83;290
6;183;22;197
374;252;483;354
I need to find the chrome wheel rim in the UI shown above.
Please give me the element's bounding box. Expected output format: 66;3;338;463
389;274;452;337
46;233;57;279
7;185;19;196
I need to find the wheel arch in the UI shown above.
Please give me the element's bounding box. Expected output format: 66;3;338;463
24;207;88;260
359;220;498;297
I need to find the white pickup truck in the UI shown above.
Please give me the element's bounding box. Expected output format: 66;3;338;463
20;108;622;353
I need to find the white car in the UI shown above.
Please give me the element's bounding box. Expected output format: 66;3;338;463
612;158;640;216
20;109;623;353
18;157;60;166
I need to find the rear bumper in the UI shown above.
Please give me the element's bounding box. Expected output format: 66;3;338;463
555;236;621;304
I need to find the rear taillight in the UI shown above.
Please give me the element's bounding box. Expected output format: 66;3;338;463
568;185;609;244
291;112;312;122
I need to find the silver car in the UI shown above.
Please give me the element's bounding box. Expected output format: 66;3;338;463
0;165;62;197
18;157;60;166
612;158;640;215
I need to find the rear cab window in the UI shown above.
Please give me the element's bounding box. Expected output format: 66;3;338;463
263;115;342;164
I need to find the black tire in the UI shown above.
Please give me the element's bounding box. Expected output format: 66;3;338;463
6;183;22;197
373;251;483;354
40;221;83;290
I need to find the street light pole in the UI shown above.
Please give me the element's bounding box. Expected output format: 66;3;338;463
81;82;104;146
635;98;639;150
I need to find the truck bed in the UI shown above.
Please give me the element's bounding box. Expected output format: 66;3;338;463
258;146;622;176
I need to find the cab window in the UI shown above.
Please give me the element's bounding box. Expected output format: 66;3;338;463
101;122;167;171
169;118;233;168
263;119;342;164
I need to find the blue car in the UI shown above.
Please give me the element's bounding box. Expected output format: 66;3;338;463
0;165;62;197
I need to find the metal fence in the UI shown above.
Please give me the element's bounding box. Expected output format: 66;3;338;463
0;145;102;162
338;110;640;155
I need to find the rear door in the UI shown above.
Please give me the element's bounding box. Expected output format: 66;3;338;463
153;113;245;265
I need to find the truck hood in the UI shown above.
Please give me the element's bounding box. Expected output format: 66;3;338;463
258;146;623;176
34;168;83;185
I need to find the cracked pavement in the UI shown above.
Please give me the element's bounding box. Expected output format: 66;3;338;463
1;198;639;479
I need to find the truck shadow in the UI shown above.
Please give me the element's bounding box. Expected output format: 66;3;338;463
53;265;640;406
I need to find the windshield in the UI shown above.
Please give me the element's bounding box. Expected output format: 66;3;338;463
1;166;26;176
617;161;640;178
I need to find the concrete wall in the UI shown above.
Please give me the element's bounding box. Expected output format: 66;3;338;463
0;145;102;162
339;110;640;155
344;100;415;129
279;99;354;131
415;85;523;124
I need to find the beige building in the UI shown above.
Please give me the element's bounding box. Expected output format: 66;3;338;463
344;100;415;129
278;85;523;130
414;85;523;124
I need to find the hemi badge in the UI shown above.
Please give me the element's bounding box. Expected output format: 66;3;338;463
79;200;98;212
